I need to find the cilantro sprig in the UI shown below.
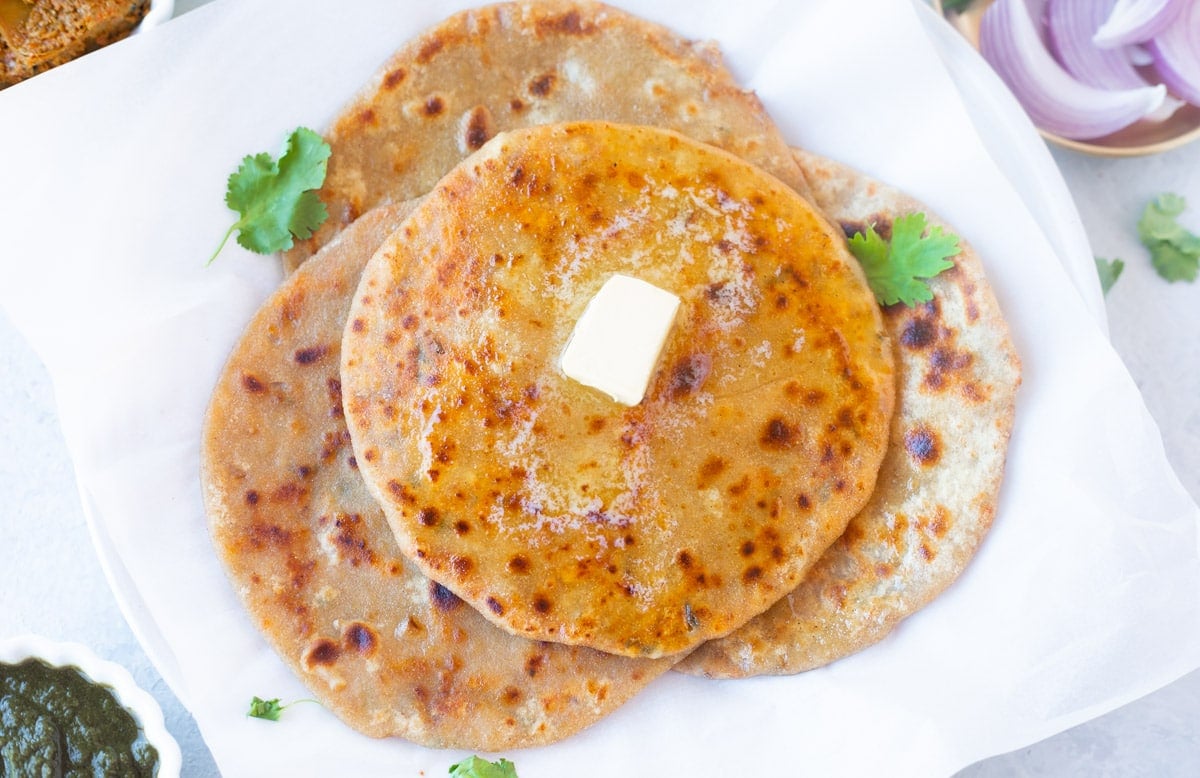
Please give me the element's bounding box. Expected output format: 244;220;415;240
246;695;317;722
448;756;519;777
848;212;960;307
209;127;332;264
1137;193;1200;283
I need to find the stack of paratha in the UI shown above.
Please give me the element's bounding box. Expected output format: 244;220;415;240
201;0;1020;752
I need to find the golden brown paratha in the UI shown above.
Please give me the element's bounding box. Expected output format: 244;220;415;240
340;122;895;659
676;150;1021;677
282;0;810;271
201;201;674;750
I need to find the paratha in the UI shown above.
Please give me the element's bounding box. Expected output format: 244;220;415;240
677;150;1021;677
282;0;810;271
340;121;895;659
201;201;674;750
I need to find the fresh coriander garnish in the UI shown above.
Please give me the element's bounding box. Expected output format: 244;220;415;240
448;755;520;777
1137;193;1200;283
246;695;317;722
1095;257;1125;295
209;126;332;264
847;212;960;307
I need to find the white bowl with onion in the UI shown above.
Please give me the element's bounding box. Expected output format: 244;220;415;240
0;634;182;778
938;0;1200;156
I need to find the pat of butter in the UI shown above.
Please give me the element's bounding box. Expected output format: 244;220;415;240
560;274;681;405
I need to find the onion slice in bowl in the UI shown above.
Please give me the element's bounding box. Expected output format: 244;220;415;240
1047;0;1184;120
1093;0;1186;48
1146;0;1200;105
981;0;1168;139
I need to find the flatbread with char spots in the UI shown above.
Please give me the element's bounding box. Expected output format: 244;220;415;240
676;150;1021;677
281;0;810;271
201;201;674;749
340;122;895;659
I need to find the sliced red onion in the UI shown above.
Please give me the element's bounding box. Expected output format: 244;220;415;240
1128;43;1155;66
1146;0;1200;105
1093;0;1185;48
1047;0;1184;121
981;0;1168;139
1026;0;1051;42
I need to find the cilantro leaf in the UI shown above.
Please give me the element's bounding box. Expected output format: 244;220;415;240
209;127;332;263
246;695;318;722
448;756;519;778
1094;257;1124;295
848;212;960;306
247;696;284;721
1137;193;1200;283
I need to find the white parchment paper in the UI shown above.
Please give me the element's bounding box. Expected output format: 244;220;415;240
1;1;1197;775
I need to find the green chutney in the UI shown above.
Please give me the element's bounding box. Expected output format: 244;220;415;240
0;658;158;777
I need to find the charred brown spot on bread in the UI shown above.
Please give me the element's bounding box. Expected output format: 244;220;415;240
728;476;750;496
486;596;505;615
803;388;827;406
342;622;378;656
761;418;797;449
244;489;260;506
839;214;892;241
900;316;937;350
740;540;756;557
328;513;375;566
697;456;726;488
921;506;952;539
294;345;327;364
241;373;266;393
453;519;470;535
528;72;557;98
429;581;462;612
416;36;445;64
451;555;473;577
271;482;306;503
962;381;988;403
925;346;973;391
797;493;812;511
532;594;553;614
535;9;593;36
422;95;445;117
904;425;942;466
509;97;526;112
355;108;377;127
382;66;406;89
676;550;694;569
461;105;495;151
742;565;763;584
669;353;711;397
386;479;413;501
302;638;340;668
326;377;343;418
248;521;291;549
525;652;546;677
